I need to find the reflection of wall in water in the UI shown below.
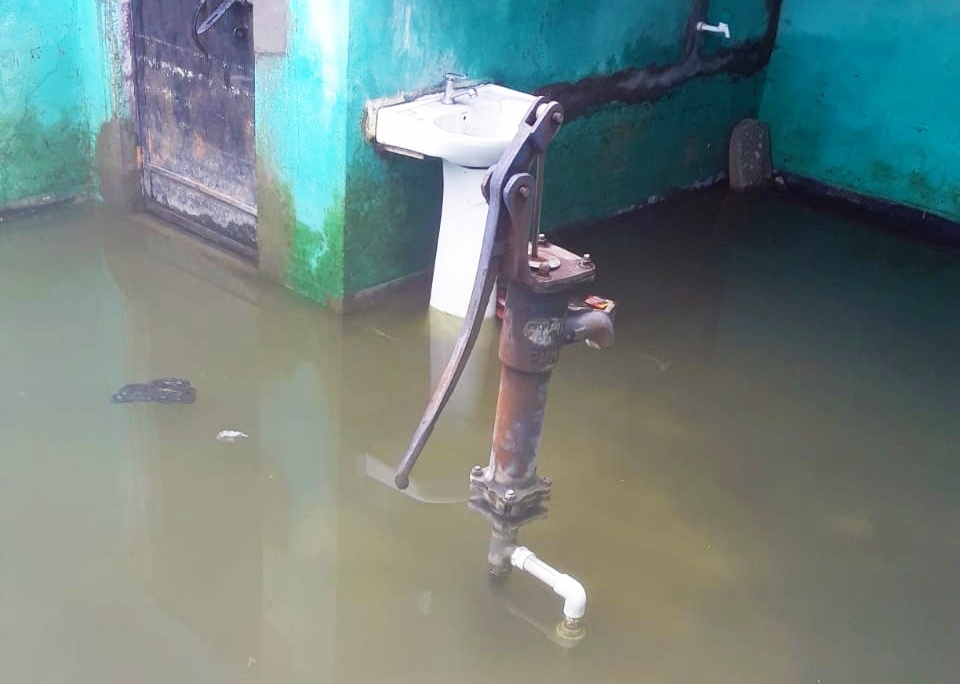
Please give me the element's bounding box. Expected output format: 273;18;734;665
108;245;264;665
104;231;340;680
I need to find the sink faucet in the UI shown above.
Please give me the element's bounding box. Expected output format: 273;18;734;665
442;72;478;105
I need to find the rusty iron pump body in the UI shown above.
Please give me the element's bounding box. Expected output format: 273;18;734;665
394;98;616;523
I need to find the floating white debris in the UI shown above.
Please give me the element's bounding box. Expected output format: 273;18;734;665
640;353;672;372
216;430;248;443
417;590;432;616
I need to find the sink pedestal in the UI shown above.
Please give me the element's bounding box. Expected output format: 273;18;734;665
372;83;538;319
428;307;498;416
430;160;496;319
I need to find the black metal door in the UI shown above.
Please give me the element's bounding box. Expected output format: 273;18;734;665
133;1;257;260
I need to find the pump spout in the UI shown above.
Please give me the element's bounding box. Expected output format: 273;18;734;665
562;306;615;350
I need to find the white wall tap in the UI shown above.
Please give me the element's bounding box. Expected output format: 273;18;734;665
696;21;731;39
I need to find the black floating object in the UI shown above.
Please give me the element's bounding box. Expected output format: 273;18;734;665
112;378;196;405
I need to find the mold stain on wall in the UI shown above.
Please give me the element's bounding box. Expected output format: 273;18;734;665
254;0;350;305
1;4;89;207
4;0;784;309
544;73;766;227
258;161;345;304
0;111;92;208
342;143;441;296
0;0;120;210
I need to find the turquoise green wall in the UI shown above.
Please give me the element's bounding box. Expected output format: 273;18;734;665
342;0;775;295
82;1;129;125
544;75;763;226
760;2;960;222
255;0;350;304
0;2;112;209
3;1;779;309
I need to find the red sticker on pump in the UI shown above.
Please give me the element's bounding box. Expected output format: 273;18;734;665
584;295;613;311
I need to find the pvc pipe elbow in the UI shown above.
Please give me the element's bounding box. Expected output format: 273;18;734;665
511;545;536;570
510;546;587;621
554;573;586;620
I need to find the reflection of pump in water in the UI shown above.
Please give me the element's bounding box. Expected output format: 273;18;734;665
393;97;616;644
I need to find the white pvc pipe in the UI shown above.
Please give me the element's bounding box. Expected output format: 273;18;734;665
510;546;586;620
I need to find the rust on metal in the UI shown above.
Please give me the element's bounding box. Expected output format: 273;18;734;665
394;93;616;525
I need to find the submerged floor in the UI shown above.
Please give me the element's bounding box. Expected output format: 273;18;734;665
1;192;958;683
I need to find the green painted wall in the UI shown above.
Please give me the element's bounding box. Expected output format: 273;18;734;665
0;2;112;209
4;0;779;310
760;2;960;222
342;0;774;295
255;0;350;304
544;75;764;227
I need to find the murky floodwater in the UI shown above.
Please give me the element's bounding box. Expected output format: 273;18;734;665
1;193;958;683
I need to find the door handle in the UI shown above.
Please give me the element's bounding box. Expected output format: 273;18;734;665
192;0;252;55
197;0;242;35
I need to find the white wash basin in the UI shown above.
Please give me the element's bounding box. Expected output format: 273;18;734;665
374;84;537;168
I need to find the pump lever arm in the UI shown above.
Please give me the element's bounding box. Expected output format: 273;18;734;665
394;98;565;490
393;255;500;489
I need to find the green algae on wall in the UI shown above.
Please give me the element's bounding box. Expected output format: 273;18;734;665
258;162;345;304
0;111;92;208
0;11;89;207
254;0;350;305
544;73;765;227
760;2;960;222
0;1;119;209
342;144;441;295
289;205;345;304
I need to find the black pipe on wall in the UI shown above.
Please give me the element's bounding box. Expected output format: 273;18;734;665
537;0;784;121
